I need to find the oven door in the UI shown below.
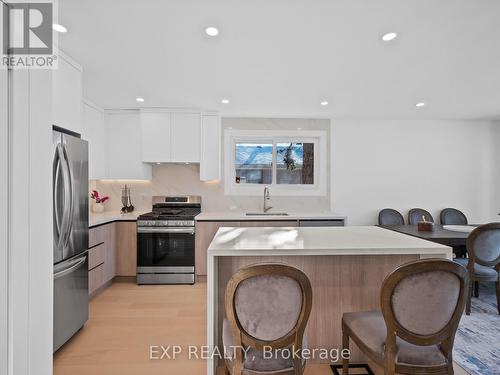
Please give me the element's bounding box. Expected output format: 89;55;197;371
137;227;195;272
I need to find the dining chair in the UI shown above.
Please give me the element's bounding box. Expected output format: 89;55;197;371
440;208;469;258
223;264;313;375
408;208;434;225
378;209;405;226
454;223;500;315
342;259;468;375
440;208;468;225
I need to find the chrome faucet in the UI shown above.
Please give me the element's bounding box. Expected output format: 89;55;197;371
263;186;272;212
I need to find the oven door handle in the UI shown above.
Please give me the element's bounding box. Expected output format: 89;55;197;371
137;227;195;235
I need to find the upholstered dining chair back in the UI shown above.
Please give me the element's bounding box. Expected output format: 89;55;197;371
381;259;468;347
466;223;500;267
440;208;468;225
225;264;312;352
378;209;405;226
408;208;434;225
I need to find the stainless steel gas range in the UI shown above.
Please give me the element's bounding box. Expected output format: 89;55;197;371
136;196;201;285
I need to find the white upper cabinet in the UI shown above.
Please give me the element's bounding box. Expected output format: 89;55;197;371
141;111;172;163
140;110;201;163
140;109;220;180
170;112;201;163
52;51;82;134
107;112;152;180
81;101;108;180
200;114;221;181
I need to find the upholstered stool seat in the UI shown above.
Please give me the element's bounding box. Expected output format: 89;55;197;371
223;319;306;374
454;258;498;278
342;311;447;369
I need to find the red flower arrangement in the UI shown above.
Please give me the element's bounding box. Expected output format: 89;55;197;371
90;190;109;204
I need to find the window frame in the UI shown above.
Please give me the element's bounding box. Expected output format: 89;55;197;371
224;130;327;196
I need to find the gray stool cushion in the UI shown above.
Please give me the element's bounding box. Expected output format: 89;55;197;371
454;258;498;278
223;318;306;374
342;311;447;367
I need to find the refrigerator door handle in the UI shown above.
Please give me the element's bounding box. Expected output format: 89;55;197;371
53;146;63;248
54;255;86;280
57;144;73;250
61;144;74;249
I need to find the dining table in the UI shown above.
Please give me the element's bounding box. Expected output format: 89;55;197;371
379;224;477;249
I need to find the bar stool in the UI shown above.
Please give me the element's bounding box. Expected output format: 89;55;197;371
342;259;468;375
223;264;313;375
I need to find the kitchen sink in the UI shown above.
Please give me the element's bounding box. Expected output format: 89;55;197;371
245;212;289;216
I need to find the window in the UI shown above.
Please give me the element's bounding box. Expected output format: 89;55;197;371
276;143;314;185
235;143;273;184
225;130;327;196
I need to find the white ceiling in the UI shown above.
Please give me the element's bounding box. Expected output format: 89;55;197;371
59;0;500;120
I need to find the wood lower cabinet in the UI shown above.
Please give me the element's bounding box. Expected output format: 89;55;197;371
88;221;136;296
195;221;241;276
88;243;105;270
103;223;116;283
89;264;104;295
115;222;137;277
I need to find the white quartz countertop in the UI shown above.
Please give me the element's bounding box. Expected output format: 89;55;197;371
195;211;347;221
89;210;147;228
208;226;452;259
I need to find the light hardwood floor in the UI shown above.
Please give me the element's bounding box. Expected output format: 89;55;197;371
53;280;469;375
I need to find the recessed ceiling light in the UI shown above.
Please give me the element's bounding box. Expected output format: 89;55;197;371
221;99;229;104
205;27;219;37
415;102;425;107
53;24;67;33
136;97;145;103
381;32;398;41
320;101;329;106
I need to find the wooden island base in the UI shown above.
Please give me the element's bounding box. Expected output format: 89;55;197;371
216;254;418;364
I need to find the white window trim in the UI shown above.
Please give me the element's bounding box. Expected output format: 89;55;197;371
224;130;327;196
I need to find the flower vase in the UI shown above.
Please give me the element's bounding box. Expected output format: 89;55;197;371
92;203;105;213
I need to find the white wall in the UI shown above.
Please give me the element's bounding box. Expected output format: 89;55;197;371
493;121;500;219
5;69;53;375
0;36;8;375
331;120;497;225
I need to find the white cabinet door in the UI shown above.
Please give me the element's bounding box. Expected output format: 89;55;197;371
52;52;82;134
81;102;108;179
200;114;221;181
140;111;171;162
106;112;152;180
170;112;201;163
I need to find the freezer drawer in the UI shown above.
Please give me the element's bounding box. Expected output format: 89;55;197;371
53;253;89;352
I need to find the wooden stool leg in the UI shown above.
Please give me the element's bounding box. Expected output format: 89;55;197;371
342;331;349;375
474;281;480;298
466;280;473;315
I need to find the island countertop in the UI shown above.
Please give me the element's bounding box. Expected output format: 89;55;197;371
208;225;453;259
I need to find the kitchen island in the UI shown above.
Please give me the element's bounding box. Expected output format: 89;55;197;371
206;225;452;374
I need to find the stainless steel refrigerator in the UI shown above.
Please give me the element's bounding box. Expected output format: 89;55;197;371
53;127;89;352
